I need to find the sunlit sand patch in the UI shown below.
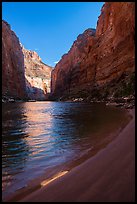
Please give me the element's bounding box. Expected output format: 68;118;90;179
41;171;69;187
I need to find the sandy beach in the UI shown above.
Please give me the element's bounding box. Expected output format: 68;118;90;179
15;108;135;202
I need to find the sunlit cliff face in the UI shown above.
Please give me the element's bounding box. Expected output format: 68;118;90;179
22;47;52;100
25;75;51;94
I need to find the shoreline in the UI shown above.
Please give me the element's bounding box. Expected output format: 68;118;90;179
5;108;135;202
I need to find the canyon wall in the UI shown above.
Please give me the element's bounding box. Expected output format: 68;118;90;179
2;20;52;101
22;48;52;100
2;20;27;100
51;2;135;100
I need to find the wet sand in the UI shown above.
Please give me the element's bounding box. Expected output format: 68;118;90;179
18;109;135;202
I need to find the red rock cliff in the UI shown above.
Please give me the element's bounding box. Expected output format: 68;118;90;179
95;2;135;87
22;48;52;100
51;2;135;100
2;20;27;100
51;28;96;96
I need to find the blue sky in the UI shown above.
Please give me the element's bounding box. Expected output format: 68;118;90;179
2;2;104;67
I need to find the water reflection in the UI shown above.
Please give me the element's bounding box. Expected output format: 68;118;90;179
22;102;55;158
2;101;129;200
2;103;29;193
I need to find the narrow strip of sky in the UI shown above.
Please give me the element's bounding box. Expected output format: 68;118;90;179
2;2;104;67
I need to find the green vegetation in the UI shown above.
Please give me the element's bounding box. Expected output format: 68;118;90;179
113;73;135;97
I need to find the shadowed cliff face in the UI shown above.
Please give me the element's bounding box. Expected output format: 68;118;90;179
51;2;135;100
2;20;27;99
51;28;96;97
22;48;52;100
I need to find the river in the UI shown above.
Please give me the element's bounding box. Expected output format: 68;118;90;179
2;101;130;200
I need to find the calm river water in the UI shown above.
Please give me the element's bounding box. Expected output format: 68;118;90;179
2;101;130;200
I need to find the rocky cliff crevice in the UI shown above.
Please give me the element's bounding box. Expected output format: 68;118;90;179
51;2;135;101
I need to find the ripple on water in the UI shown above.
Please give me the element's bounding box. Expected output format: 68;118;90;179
2;102;130;200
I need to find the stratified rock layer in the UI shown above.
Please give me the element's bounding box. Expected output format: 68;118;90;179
51;2;135;100
22;48;52;100
2;20;27;99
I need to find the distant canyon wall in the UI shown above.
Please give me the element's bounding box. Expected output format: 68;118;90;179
22;48;52;100
51;2;135;100
2;20;27;99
